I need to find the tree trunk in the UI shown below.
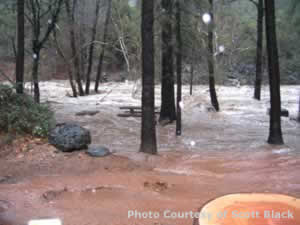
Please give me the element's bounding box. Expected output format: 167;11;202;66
53;30;78;97
254;0;264;100
264;0;284;145
207;0;220;112
16;0;25;94
159;0;176;123
32;48;40;103
297;94;300;122
95;0;112;93
190;62;194;96
140;0;157;154
85;0;101;95
176;0;182;136
65;0;85;96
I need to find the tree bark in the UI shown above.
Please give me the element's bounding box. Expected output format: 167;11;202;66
159;0;177;123
95;0;112;93
175;0;182;136
190;62;194;96
207;0;220;111
140;0;157;154
28;0;63;103
65;0;85;96
264;0;284;145
254;0;264;100
85;0;101;95
16;0;25;94
32;45;40;103
297;94;300;122
53;30;78;97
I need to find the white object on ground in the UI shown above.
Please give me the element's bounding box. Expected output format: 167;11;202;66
190;141;196;147
272;148;292;155
28;218;62;225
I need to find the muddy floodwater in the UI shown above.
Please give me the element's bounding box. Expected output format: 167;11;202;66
0;82;299;225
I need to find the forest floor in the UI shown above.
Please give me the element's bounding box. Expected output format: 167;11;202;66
0;81;300;225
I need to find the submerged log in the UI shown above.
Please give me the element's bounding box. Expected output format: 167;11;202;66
198;193;300;225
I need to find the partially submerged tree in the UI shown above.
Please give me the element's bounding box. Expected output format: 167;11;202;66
140;0;157;154
160;0;177;124
264;0;284;144
298;94;300;122
64;0;85;96
16;0;25;94
85;0;101;95
26;0;64;103
250;0;264;100
95;0;112;92
206;0;220;111
53;29;78;97
175;0;182;136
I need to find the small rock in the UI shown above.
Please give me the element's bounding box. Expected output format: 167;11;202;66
0;176;11;184
159;119;173;126
86;146;111;158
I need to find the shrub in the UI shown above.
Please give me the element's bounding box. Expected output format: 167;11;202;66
0;84;55;137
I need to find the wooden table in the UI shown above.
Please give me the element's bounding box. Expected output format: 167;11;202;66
118;106;159;117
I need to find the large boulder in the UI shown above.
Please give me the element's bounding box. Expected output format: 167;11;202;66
49;123;91;152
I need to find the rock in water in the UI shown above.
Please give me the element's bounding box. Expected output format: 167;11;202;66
48;123;91;152
86;146;111;157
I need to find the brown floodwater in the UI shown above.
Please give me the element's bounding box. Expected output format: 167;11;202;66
0;83;299;225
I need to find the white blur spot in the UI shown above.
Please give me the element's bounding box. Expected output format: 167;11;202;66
190;141;196;147
202;13;211;24
128;0;136;7
48;19;52;25
125;79;128;84
219;45;225;53
33;54;37;59
272;148;292;155
92;189;96;193
28;218;62;225
179;101;184;109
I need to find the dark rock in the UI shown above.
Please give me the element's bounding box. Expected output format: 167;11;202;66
75;110;99;116
0;176;11;184
48;123;91;152
206;106;217;112
86;145;111;157
159;119;173;127
42;187;68;201
267;108;289;117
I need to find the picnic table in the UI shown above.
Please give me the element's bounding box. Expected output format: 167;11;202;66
118;106;160;117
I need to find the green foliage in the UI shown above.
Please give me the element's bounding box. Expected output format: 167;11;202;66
0;84;55;137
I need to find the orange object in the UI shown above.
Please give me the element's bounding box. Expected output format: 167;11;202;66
198;193;300;225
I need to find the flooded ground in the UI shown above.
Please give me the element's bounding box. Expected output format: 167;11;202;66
0;81;299;225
